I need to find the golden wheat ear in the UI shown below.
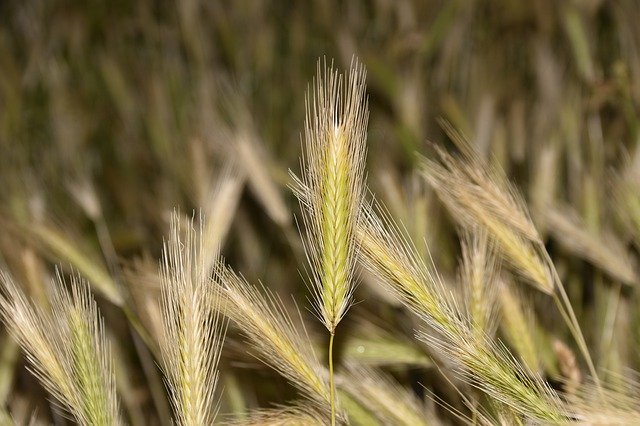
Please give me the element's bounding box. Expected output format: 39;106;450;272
0;270;121;425
497;278;541;373
420;147;553;295
419;131;600;390
291;57;368;333
158;212;227;426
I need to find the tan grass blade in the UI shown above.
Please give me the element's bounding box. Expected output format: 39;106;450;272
291;58;368;332
545;205;638;287
0;271;121;425
200;166;245;275
31;224;123;305
158;213;227;426
0;337;18;407
236;133;291;227
217;89;291;227
613;170;640;249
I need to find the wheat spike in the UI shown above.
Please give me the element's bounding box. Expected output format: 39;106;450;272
357;201;565;422
291;58;368;332
553;339;582;396
0;271;121;425
227;405;327;426
420;150;553;294
459;229;499;339
497;279;540;372
158;212;227;426
214;263;332;407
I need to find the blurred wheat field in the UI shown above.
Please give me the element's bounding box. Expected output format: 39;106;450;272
2;1;640;425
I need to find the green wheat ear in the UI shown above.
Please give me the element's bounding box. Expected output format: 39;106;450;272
291;57;369;426
292;58;368;333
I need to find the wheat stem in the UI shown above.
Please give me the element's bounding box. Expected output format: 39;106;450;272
329;331;336;426
545;250;602;394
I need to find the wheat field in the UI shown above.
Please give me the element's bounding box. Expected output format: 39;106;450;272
2;1;640;425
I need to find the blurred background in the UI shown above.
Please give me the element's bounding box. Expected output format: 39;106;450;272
2;0;640;424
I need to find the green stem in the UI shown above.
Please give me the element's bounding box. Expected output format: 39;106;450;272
544;249;602;394
329;331;336;426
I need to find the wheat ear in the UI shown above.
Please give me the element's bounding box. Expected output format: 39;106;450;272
497;279;540;372
292;58;368;332
420;150;553;294
291;58;368;425
158;212;227;426
420;139;600;392
459;229;498;339
214;263;332;407
357;202;565;422
0;271;121;425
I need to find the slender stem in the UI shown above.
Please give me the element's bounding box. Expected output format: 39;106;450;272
544;248;602;394
329;331;336;426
